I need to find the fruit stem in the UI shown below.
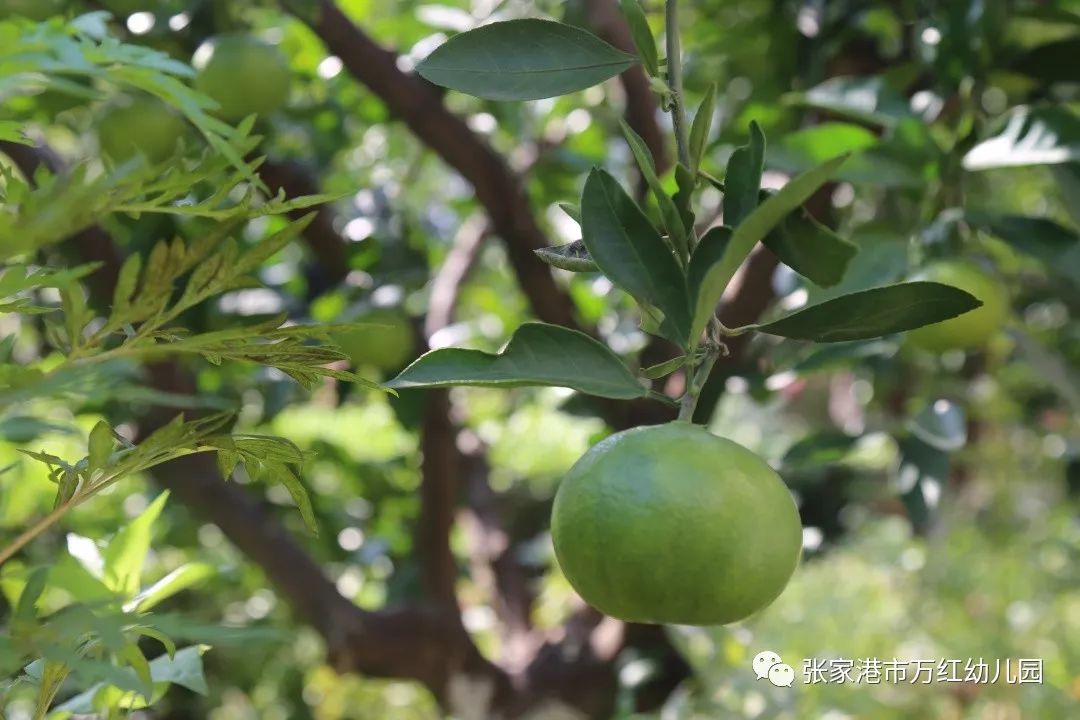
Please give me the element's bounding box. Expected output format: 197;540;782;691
665;0;690;168
678;342;720;422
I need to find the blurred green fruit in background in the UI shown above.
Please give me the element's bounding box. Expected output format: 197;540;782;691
96;94;188;163
907;261;1010;352
193;34;291;122
333;308;416;372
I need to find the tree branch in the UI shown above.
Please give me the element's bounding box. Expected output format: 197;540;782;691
286;0;579;331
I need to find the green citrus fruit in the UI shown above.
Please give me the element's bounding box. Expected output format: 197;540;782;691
906;261;1009;352
0;0;65;20
333;308;416;372
193;34;291;122
551;423;802;625
97;95;187;163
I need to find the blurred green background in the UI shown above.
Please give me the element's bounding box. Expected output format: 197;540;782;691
2;0;1079;718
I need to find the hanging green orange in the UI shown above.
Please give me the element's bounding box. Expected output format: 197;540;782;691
552;422;803;625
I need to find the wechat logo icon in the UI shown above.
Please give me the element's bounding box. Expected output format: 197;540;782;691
753;650;795;688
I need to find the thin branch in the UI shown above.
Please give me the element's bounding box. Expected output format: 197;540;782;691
424;212;489;338
665;0;690;167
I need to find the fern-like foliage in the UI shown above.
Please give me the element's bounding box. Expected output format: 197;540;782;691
0;14;382;544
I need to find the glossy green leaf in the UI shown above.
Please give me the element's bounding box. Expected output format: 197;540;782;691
641;355;688;379
687;225;731;329
690;154;848;343
416;19;636;101
620;120;688;258
723;121;766;228
387;322;646;399
762;205;858;287
581;168;692;344
750;282;982;342
619;0;658;76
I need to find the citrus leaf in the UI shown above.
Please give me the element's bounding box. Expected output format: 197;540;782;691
620;120;688;257
619;0;658;76
641;355;687;379
558;201;582;223
749;282;982;342
689;154;848;343
688;84;717;175
723;120;766;228
762;205;858;287
581;168;692;345
386;322;646;399
416;19;636;101
687;225;731;325
534;240;598;272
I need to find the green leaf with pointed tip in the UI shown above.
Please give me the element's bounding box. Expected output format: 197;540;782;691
87;420;114;474
687;225;731;322
641;355;688;379
416;19;636;101
723;121;766;228
689;153;848;344
387;322;646;399
688;84;717;175
619;0;658;76
581;168;692;345
128;563;215;613
102;491;169;599
534;241;598;272
558;202;582;223
749;282;981;342
620;120;688;258
762;205;858;287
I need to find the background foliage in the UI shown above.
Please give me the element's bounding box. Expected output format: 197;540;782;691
1;0;1078;718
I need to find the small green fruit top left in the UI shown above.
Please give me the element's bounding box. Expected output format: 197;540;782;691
0;0;65;21
97;95;189;164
